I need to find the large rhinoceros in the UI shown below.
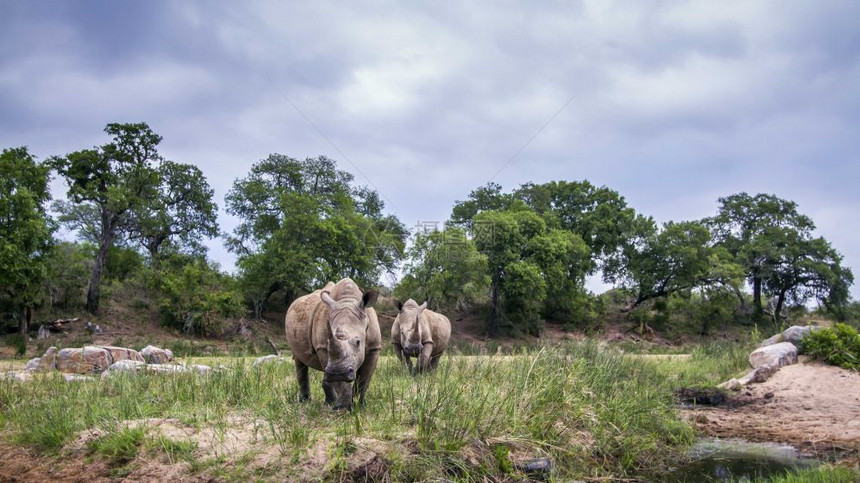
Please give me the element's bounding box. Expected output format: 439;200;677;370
391;299;451;374
285;278;381;410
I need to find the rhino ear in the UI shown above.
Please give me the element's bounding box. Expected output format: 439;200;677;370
418;301;427;312
394;299;403;312
320;290;337;308
362;290;379;308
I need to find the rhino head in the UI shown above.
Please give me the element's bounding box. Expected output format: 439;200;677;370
320;288;377;382
396;299;427;357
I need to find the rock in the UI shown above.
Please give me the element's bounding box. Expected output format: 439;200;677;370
751;363;779;383
1;371;32;382
97;346;145;364
749;342;798;369
252;355;287;367
24;357;41;372
145;364;187;374
141;363;212;375
34;346;58;372
56;346;112;374
140;345;174;364
63;373;95;382
738;371;756;386
782;326;820;348
513;458;554;479
189;364;212;375
37;325;51;340
760;325;821;348
101;360;147;377
718;378;743;391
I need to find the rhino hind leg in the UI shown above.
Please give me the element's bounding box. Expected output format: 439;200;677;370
296;360;310;401
355;349;380;407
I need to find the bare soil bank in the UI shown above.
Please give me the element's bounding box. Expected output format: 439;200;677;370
684;359;860;458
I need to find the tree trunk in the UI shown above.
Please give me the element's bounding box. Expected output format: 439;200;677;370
19;306;32;335
752;276;763;321
774;290;787;327
488;275;501;337
87;226;113;315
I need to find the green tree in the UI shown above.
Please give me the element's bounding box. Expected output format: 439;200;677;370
620;220;743;309
225;154;406;317
0;147;55;334
708;193;852;322
707;193;814;319
762;228;853;322
471;208;593;335
526;228;594;325
125;160;219;260
473;209;542;335
395;227;489;312
53;123;162;314
450;182;514;228
515;180;645;279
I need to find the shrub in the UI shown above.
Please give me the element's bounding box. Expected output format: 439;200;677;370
155;259;246;335
802;323;860;370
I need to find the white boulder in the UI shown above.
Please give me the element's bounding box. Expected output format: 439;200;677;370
749;342;798;370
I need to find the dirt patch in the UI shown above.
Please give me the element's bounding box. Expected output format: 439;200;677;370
684;360;860;457
0;441;110;483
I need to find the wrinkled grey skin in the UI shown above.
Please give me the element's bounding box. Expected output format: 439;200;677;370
285;278;381;410
391;299;451;374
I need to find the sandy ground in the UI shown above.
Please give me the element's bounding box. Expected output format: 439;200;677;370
685;358;860;457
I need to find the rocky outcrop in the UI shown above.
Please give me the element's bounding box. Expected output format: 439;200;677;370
34;346;58;372
101;360;147;376
759;325;822;348
98;346;145;364
140;345;174;364
56;346;112;374
252;355;287;367
749;342;798;369
720;339;804;390
24;358;41;371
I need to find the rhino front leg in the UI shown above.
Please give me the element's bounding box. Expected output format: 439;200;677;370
316;349;337;405
355;349;380;407
417;342;434;373
295;359;310;401
393;343;413;374
332;382;353;411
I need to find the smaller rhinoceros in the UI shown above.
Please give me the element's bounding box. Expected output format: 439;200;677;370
391;299;451;374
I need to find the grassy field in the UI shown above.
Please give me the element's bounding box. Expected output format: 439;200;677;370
0;341;807;481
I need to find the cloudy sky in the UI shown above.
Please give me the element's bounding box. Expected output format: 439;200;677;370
2;1;859;297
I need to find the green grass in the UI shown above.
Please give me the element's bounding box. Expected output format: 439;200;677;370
87;425;147;465
0;342;768;481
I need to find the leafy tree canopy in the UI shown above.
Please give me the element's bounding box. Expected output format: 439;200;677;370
225;154;406;316
0;147;55;332
395;226;490;313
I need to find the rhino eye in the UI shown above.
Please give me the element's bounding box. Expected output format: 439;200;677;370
353;339;361;347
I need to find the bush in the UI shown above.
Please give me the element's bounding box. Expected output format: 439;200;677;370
154;259;246;335
802;323;860;370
